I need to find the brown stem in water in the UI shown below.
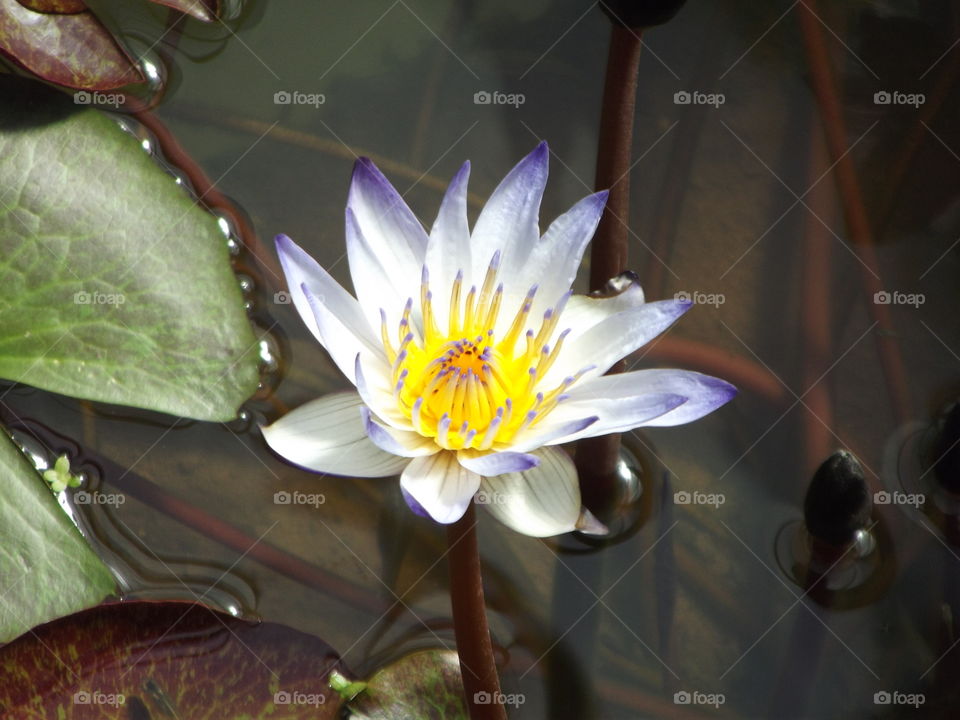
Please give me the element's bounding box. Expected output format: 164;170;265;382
447;504;505;720
576;24;643;512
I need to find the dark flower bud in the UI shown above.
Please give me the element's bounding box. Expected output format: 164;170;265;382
600;0;687;29
804;450;872;547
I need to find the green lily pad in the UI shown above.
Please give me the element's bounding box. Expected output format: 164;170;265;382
0;75;259;421
0;430;115;644
340;649;469;719
0;600;345;717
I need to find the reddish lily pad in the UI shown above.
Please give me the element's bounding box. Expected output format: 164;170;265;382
341;649;470;719
0;0;144;90
16;0;87;13
0;601;345;718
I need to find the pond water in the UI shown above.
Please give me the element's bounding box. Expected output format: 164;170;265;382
6;1;960;717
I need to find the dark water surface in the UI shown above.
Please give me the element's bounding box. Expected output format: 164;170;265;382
8;1;960;717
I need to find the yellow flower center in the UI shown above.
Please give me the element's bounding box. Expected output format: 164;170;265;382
379;254;579;451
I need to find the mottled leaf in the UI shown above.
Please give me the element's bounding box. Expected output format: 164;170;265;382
16;0;88;13
0;601;345;718
0;76;260;421
0;431;115;644
0;0;143;90
345;649;469;719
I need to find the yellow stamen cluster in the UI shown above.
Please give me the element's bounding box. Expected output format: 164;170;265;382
379;253;578;451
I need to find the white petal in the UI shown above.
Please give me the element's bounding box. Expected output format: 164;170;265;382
508;415;600;453
544;298;692;385
558;272;645;344
470;143;548;289
480;446;581;537
426;161;472;331
522;190;607;317
275;234;376;346
534;392;688;443
354;354;413;430
347;157;428;274
261;391;408;477
456;450;540;476
400;452;481;524
302;285;386;383
361;406;438;457
567;369;738;427
345;208;409;332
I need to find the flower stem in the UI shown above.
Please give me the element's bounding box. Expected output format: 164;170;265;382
577;24;643;511
447;503;505;720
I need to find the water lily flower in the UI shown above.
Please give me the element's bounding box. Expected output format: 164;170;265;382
263;142;736;536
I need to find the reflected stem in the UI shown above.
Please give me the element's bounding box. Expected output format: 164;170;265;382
447;503;506;720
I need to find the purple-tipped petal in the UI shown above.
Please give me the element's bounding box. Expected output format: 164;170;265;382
345;207;409;331
400;452;481;524
401;486;431;518
301;283;385;384
275;234;375;347
347;158;427;318
361;406;438;457
520;189;608;317
566;369;737;428
470;142;548;287
456;450;541;476
479;446;582;537
261;391;409;477
545;298;693;386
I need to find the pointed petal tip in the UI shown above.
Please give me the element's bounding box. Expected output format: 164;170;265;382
575;507;609;536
